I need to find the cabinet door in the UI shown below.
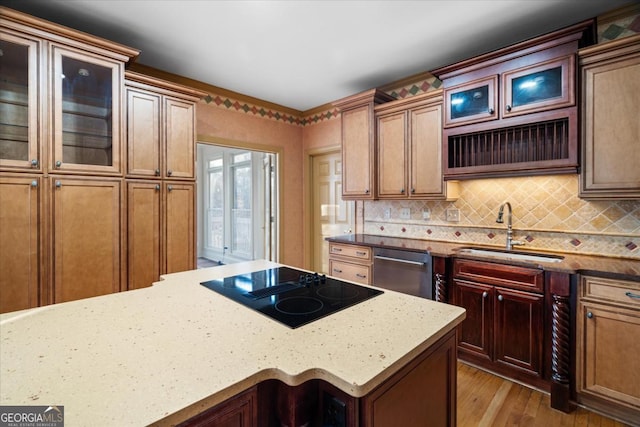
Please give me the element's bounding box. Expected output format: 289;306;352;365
50;44;123;175
453;279;493;361
51;177;123;303
444;75;498;127
577;302;640;411
377;111;407;198
410;103;444;198
164;182;194;274
165;97;195;179
494;287;544;377
177;387;257;427
0;32;41;172
127;181;161;290
341;104;374;199
0;175;40;313
502;55;574;118
580;46;640;199
126;87;161;178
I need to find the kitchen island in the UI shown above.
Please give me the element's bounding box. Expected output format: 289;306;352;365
0;260;466;426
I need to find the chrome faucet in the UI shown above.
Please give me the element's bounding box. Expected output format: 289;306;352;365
496;202;524;250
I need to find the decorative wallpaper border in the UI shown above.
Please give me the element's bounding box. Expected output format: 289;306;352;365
199;6;638;128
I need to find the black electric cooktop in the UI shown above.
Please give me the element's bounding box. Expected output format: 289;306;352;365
200;267;383;328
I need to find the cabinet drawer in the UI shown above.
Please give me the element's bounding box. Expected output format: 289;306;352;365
329;243;372;261
581;276;640;309
454;259;544;293
329;259;371;285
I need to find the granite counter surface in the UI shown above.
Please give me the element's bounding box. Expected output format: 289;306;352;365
0;260;465;426
327;234;640;280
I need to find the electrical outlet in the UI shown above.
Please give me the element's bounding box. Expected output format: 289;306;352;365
384;208;391;219
446;208;460;222
400;208;411;219
422;208;431;220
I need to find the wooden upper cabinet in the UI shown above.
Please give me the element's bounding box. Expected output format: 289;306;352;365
0;174;41;313
579;34;640;200
0;30;42;172
334;89;395;200
375;90;450;200
1;6;140;177
433;20;593;180
50;177;124;303
125;71;205;180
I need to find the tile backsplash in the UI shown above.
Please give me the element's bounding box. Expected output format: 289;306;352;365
363;175;640;259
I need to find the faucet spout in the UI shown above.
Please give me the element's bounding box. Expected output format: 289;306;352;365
496;202;522;250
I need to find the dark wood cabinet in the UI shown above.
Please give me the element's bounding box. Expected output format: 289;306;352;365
452;258;547;390
177;387;257;427
433;20;593;180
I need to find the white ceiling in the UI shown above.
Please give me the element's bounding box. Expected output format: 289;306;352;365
2;0;634;112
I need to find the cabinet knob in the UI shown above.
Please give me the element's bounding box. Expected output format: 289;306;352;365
155;169;160;176
167;185;173;192
31;180;38;187
506;105;512;112
587;312;593;319
55;181;62;188
365;189;370;194
167;169;173;176
411;188;416;194
482;291;488;298
55;160;62;168
400;188;405;194
31;159;38;167
155;184;160;191
488;107;495;114
498;294;504;302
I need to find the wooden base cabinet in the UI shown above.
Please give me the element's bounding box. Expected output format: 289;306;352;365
50;177;124;303
176;330;457;427
452;259;547;390
328;242;372;285
127;181;194;290
577;276;640;425
0;174;41;313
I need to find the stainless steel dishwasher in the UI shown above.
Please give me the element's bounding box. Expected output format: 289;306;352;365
373;248;433;299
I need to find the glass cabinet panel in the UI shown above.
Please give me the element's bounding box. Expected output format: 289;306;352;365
503;55;574;117
444;75;498;127
52;45;122;174
0;33;39;170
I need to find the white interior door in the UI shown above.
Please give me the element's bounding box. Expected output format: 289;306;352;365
312;151;354;273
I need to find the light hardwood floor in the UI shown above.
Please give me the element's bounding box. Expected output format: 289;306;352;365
457;362;630;427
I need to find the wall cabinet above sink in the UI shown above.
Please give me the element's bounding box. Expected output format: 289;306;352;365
433;20;594;180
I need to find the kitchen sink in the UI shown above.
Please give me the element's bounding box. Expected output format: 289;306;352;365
456;247;564;263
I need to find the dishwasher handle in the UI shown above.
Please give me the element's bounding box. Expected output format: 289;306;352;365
374;255;426;266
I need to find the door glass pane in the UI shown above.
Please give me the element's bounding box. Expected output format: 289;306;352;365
450;85;489;119
207;166;224;250
511;66;562;107
232;162;251;256
0;40;29;161
61;56;113;166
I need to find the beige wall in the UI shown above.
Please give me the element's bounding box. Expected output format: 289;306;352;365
196;102;304;267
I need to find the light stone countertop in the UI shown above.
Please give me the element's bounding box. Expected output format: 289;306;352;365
0;260;466;426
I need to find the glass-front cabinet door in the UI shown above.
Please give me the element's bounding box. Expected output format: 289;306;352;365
0;31;41;171
444;75;498;127
51;44;123;175
502;55;574;118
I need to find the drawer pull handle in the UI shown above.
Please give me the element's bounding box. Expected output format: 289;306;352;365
332;248;343;252
356;251;367;256
356;274;366;279
587;312;593;319
333;268;343;274
625;291;640;300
